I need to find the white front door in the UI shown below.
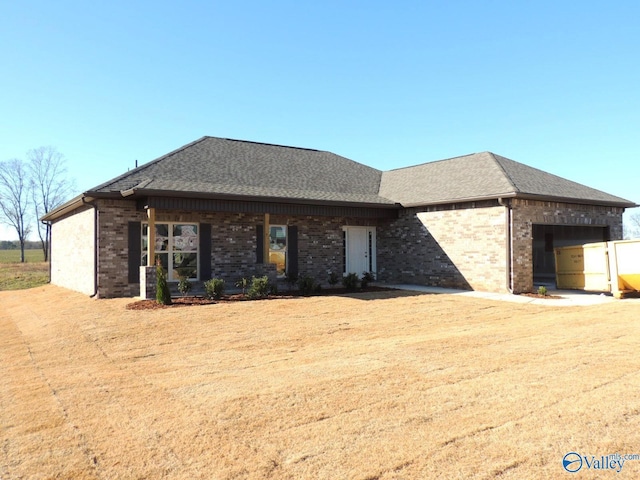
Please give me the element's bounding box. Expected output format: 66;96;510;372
344;226;376;276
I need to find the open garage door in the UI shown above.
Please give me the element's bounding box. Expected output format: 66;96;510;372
532;225;609;284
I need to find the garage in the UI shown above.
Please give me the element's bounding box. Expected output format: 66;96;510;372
532;224;610;284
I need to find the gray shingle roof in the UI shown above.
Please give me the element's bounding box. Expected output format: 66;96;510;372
85;138;633;208
91;136;393;205
379;151;634;207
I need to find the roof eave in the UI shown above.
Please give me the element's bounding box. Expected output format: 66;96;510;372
512;193;637;208
40;193;98;222
401;192;636;209
400;193;519;208
116;188;401;210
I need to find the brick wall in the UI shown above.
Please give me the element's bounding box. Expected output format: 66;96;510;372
202;212;376;289
510;199;624;293
95;199;143;298
92;204;383;297
377;206;508;291
69;198;624;298
50;205;96;295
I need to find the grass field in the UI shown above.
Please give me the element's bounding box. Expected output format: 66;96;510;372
0;249;45;263
1;285;640;479
0;249;49;290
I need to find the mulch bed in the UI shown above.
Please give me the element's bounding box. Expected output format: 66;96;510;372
126;286;396;310
519;292;563;300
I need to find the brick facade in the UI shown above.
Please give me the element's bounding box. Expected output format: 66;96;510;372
509;199;624;293
377;205;508;291
90;202;385;298
376;200;624;294
49;197;626;298
95;199;142;298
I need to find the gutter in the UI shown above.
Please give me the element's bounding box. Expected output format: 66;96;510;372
498;197;514;293
402;192;636;210
41;193;96;222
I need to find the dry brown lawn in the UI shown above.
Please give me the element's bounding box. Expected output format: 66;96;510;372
1;286;640;479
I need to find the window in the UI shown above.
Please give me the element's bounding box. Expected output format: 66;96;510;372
142;223;198;280
269;225;287;277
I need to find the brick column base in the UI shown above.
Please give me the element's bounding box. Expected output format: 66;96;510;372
140;266;157;299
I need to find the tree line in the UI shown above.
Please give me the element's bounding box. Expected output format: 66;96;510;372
0;146;74;262
0;239;43;250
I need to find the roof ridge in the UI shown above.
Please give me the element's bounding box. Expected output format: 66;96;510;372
384;152;479;172
215;136;322;153
486;152;520;193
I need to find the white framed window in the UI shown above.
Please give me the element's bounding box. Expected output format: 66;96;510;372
269;225;287;277
142;223;199;281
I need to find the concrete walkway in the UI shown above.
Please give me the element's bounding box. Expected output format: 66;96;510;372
384;284;638;306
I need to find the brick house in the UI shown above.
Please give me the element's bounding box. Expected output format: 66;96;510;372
42;136;635;298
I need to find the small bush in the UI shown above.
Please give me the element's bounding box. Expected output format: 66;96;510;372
343;272;359;291
327;271;340;286
247;276;271;299
204;278;225;299
177;276;192;296
360;271;375;288
155;263;172;305
298;275;318;296
537;285;548;296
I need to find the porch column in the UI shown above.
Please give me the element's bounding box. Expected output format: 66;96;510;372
263;213;270;265
147;207;156;266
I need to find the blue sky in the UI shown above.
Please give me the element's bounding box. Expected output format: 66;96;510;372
1;0;638;239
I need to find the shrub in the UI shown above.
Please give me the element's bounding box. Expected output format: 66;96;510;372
155;263;172;305
343;272;359;291
361;271;375;289
204;278;225;299
247;275;271;299
327;271;340;287
537;285;548;296
298;275;318;296
177;276;192;296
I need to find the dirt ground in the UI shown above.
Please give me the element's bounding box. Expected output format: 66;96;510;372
2;286;640;479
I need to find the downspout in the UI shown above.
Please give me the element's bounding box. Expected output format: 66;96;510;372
82;196;99;298
498;197;514;293
41;219;52;283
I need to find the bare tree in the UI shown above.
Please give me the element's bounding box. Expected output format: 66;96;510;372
626;210;640;239
28;146;75;261
0;159;32;262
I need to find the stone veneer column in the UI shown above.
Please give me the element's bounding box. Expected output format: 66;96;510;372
140;266;157;299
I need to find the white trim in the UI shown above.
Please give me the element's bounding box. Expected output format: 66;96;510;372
142;222;200;281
